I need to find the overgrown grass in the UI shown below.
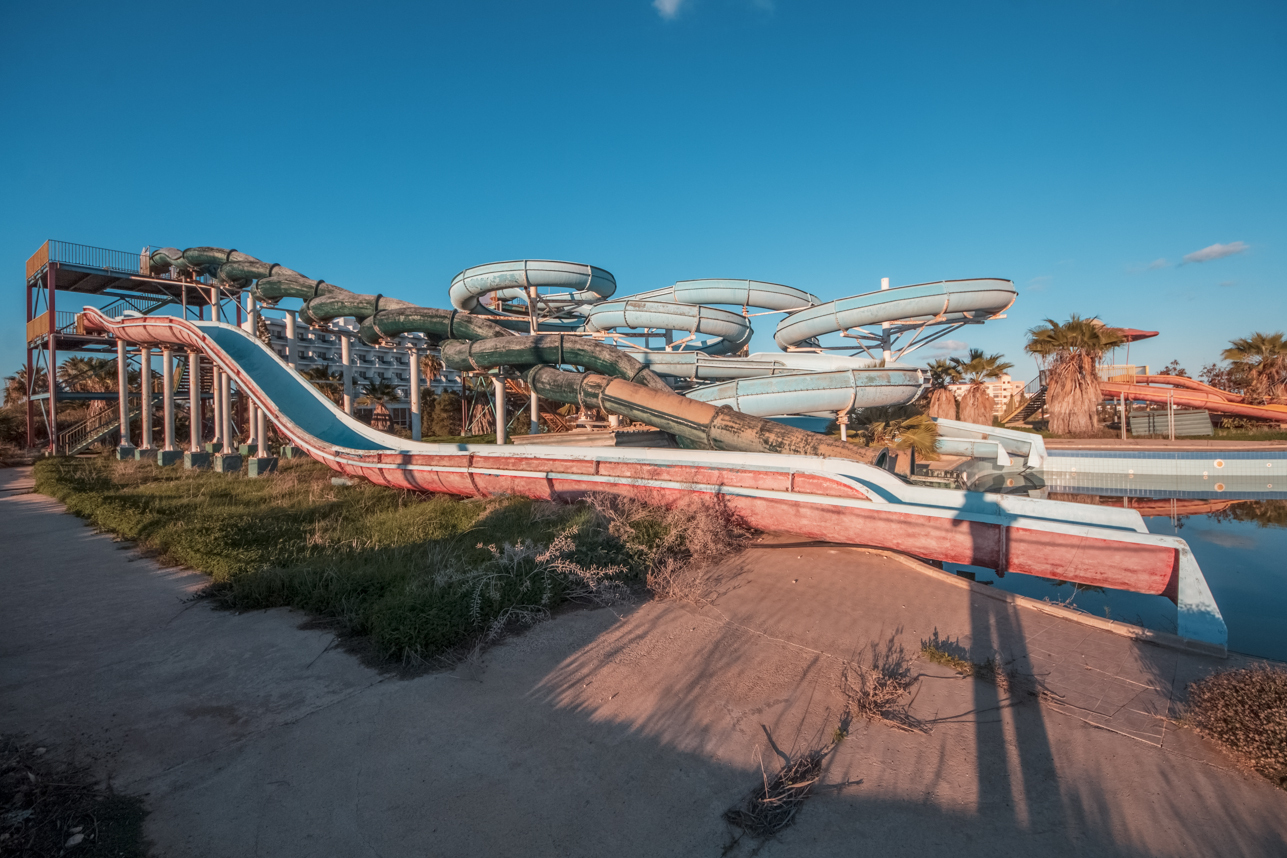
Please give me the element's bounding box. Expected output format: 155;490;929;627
33;457;744;665
1185;664;1287;789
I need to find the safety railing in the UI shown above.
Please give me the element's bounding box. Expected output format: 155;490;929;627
25;240;204;283
25;311;82;345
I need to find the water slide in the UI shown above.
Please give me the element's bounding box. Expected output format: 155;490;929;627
444;260;1018;420
79;248;1225;647
1101;376;1287;422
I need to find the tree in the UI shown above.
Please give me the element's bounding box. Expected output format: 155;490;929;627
924;359;960;421
1025;315;1124;437
358;381;400;430
59;357;117;416
1222;332;1287;404
1158;360;1189;378
850;405;940;461
430;391;462;437
419;351;444;384
950;349;1014;426
4;366;47;406
302;366;344;405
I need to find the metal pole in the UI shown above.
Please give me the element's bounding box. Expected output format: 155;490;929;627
528;283;540;434
188;351;202;452
47;264;57;453
117;338;133;452
257;407;268;454
341;332;353;416
494;375;507;445
1120;391;1126;440
246;294;259;449
284;310;297;371
25;278;33;449
880;277;892;364
409;345;422;441
211;366;223;449
221;371;233;450
139;346;153;450
1168;392;1175;441
838;413;848;442
162;348;175;451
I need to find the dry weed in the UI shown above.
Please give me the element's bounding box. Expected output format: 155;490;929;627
1185;664;1287;788
839;637;924;733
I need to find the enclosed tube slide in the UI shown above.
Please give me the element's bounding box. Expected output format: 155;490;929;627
83;305;1226;648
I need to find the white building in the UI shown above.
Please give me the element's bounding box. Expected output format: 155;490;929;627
947;373;1026;416
245;314;462;401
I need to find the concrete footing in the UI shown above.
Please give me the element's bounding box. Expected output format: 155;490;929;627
238;443;258;456
133;447;155;461
204;442;224;454
280;445;303;459
212;454;242;474
184;452;211;470
248;457;279;478
156;450;184;467
116;444;136;461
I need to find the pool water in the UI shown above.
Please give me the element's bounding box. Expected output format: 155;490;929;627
945;494;1287;662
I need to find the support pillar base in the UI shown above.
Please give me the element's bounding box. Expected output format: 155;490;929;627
184;452;211;470
157;450;184;467
116;444;136;461
238;443;258;456
204;442;224;454
280;445;303;459
133;446;155;461
248;457;279;478
212;453;242;474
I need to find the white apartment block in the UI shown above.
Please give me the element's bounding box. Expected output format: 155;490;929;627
947;373;1027;416
243;315;463;402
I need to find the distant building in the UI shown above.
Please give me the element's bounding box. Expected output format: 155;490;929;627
947;373;1026;417
243;315;462;403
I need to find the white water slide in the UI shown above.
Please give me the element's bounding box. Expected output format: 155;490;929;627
448;262;1016;419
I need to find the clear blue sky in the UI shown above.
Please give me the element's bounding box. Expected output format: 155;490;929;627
3;0;1283;382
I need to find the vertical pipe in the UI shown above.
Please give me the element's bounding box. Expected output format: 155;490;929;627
188;351;202;452
162;348;175;451
210;285;218;322
880;276;892;364
47;264;57;452
117;338;132;450
257;407;268;454
1168;392;1175;441
494;375;507;445
221;371;233;450
25;279;34;449
284;310;297;370
341;332;353;415
139;346;153;450
838;413;848;442
211;366;223;448
409;345;422;441
1120;391;1127;440
246;294;259;447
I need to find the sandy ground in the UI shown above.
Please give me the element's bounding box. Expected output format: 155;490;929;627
2;464;1285;857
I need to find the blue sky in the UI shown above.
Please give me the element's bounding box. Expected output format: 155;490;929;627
2;0;1283;383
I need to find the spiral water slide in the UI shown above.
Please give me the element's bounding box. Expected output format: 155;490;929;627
81;248;1226;648
449;261;1018;419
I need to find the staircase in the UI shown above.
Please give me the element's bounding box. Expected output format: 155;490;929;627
1001;373;1047;425
99;295;175;319
59;403;144;455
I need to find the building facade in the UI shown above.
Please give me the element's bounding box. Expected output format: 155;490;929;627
947;373;1027;416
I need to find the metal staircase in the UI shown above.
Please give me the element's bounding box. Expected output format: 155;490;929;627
58;402;143;455
99;294;176;319
1001;373;1047;425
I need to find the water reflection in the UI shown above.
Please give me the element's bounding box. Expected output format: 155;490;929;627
947;489;1287;662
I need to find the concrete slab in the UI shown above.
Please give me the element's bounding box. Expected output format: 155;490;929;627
157;450;184;467
248;456;278;477
3;469;1285;857
212;453;242;473
184;452;210;470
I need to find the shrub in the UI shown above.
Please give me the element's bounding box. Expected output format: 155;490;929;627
1186;664;1287;788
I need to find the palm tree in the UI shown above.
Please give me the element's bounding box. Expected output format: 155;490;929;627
4;366;47;406
358;381;400;431
59;357;117;416
850;405;940;460
1222;332;1287;404
950;349;1014;426
1025;315;1124;437
419;351;444;385
302;365;343;405
924;358;960;421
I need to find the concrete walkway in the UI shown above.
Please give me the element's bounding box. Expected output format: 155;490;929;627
2;465;1285;857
